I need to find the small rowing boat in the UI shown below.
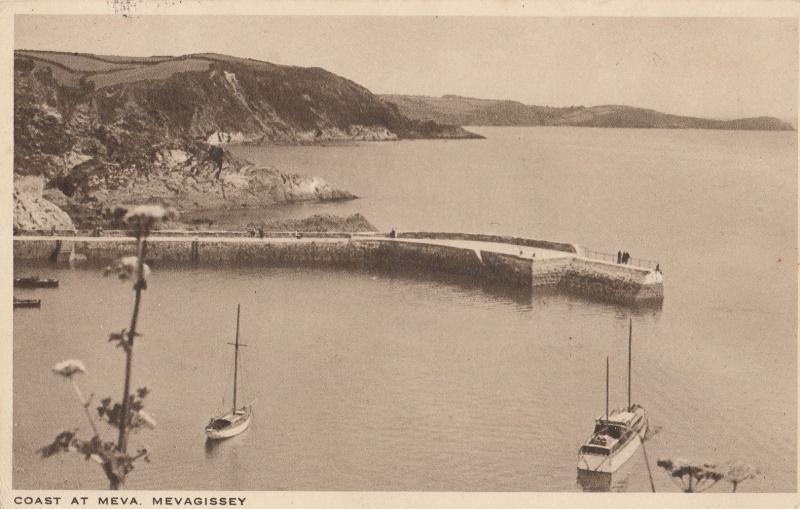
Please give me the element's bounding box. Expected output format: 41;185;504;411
14;298;41;309
14;277;59;288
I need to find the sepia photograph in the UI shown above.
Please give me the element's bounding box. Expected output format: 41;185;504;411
8;10;797;498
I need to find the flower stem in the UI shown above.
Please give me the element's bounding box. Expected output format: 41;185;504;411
70;378;99;437
117;226;148;456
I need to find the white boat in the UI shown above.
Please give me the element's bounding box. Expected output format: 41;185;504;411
205;304;253;440
577;320;648;473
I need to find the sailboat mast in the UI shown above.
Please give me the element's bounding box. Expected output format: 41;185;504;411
628;319;632;411
605;356;609;421
233;304;240;412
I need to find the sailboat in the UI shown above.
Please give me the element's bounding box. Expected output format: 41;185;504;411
205;304;254;440
577;319;648;473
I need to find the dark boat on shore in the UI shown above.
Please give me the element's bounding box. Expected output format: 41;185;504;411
14;298;41;309
14;277;59;288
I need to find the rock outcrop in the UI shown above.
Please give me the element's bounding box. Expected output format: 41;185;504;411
14;176;75;232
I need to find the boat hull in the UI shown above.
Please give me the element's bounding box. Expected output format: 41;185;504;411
577;417;648;473
205;407;252;440
14;298;41;309
14;278;59;288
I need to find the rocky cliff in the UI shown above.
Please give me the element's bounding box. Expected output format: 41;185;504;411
381;94;795;131
14;51;480;228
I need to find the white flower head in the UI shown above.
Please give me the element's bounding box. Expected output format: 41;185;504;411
136;410;158;429
725;460;759;482
123;205;169;223
52;359;87;379
109;256;151;283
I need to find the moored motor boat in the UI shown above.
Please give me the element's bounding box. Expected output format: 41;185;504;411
577;404;648;473
14;297;41;309
577;320;648;474
14;277;59;288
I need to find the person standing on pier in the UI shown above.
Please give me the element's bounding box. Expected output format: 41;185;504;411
617;250;622;264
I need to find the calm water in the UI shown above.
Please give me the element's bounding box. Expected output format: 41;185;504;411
14;127;797;492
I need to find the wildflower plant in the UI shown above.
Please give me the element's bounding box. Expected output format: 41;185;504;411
656;458;725;493
40;204;172;489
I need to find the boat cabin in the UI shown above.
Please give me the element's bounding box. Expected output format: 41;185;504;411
580;408;644;457
206;409;249;431
207;418;232;430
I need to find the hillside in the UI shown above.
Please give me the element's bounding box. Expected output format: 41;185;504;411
15;51;481;143
14;51;480;227
381;94;795;131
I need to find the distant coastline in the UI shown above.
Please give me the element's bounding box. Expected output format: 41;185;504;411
380;94;795;131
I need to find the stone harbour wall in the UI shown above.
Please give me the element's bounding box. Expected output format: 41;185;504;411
531;257;574;286
529;256;663;304
13;236;662;305
372;240;485;277
561;258;660;304
176;239;379;268
14;237;485;273
480;251;534;286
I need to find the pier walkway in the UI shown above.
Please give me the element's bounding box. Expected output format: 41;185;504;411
383;238;575;261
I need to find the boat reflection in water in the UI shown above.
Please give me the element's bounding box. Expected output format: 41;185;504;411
577;469;612;492
204;437;222;459
577;459;645;492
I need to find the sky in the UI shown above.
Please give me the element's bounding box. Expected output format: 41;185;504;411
14;15;798;120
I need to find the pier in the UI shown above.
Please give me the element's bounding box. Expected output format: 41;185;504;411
13;231;663;305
